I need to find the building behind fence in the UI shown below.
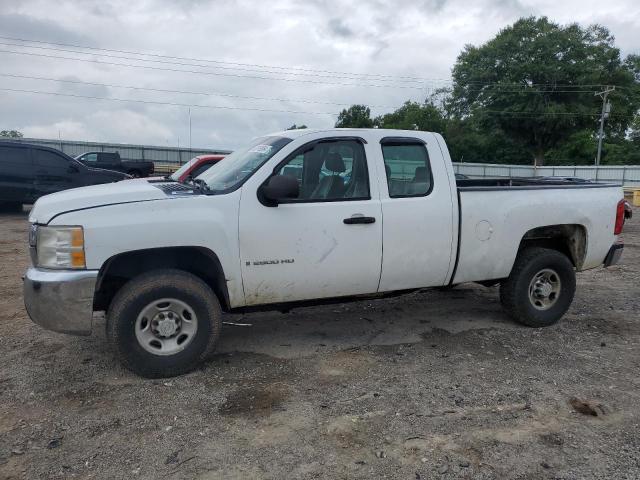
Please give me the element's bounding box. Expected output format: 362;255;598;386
13;137;231;165
10;137;640;186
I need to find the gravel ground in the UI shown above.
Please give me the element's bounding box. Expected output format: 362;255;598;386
0;206;639;479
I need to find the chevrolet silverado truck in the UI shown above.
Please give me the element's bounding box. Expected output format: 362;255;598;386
75;151;155;178
23;129;626;378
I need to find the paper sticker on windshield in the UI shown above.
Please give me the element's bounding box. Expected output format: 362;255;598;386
249;145;273;155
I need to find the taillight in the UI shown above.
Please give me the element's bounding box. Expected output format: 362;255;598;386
614;199;625;235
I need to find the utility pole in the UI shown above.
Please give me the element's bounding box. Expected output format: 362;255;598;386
595;86;615;166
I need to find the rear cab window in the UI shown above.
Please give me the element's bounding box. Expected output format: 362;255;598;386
380;138;432;198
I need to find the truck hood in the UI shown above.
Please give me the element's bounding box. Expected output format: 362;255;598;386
29;180;169;224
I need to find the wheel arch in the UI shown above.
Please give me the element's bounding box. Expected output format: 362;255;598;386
94;246;230;312
517;224;587;269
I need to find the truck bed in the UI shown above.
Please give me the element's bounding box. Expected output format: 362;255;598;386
451;179;622;285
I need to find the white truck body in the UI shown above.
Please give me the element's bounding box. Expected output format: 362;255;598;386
23;129;626;375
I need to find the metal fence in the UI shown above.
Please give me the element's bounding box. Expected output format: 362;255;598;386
12;137;231;165
453;163;640;187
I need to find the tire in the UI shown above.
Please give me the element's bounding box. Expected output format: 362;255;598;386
128;170;142;178
106;269;222;378
499;247;576;327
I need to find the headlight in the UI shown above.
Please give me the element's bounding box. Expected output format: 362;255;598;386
35;226;86;269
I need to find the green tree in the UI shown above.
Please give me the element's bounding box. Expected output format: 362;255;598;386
444;117;530;164
450;16;638;165
0;130;23;138
630;115;640;145
544;130;595;165
335;105;374;128
374;101;447;132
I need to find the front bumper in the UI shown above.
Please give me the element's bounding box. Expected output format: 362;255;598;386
23;268;98;336
603;243;624;267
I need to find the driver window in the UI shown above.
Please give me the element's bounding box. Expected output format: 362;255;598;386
83;153;98;162
274;140;369;201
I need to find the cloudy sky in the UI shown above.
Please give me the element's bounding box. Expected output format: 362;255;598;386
1;0;639;150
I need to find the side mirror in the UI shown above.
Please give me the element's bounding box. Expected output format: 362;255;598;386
67;163;80;173
259;175;299;206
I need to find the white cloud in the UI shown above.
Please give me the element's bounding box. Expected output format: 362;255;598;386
1;0;638;149
88;110;173;144
23;120;89;140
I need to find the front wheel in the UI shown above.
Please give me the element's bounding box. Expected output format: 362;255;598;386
106;269;222;378
500;247;576;327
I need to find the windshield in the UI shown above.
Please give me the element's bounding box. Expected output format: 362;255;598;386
197;136;292;192
170;157;199;181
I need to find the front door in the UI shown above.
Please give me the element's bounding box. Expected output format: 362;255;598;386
239;138;382;306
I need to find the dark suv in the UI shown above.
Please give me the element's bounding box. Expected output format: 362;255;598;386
0;142;129;211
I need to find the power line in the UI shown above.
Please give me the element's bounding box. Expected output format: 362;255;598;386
0;39;622;91
0;48;616;95
0;87;338;116
0;41;427;85
0;72;403;109
0;35;434;83
0;73;602;112
482;109;633;118
3;87;631;119
468;88;603;93
455;81;615;88
0;49;429;90
0;37;625;91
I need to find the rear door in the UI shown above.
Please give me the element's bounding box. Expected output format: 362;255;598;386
33;148;83;197
377;135;456;291
0;145;34;203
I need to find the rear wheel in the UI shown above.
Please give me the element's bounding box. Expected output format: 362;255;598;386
127;169;142;178
500;247;576;327
106;269;221;378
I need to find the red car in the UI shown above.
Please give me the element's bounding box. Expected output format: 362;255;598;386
169;155;225;183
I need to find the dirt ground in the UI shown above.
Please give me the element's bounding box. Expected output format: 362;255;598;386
0;206;639;480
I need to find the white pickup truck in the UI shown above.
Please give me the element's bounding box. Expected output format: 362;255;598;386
24;129;627;377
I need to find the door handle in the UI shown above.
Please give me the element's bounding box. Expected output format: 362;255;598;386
343;215;376;225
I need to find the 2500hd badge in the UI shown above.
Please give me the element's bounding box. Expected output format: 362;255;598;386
247;258;295;266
